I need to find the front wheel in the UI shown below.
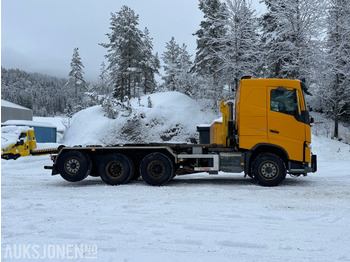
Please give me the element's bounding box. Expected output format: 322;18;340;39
57;151;92;182
251;153;286;187
140;152;174;186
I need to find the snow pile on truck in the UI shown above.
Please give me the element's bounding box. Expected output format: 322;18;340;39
63;91;216;146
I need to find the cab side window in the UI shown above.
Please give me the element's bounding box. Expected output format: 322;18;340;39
270;88;298;116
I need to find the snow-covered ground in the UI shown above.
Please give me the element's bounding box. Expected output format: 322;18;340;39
2;92;350;261
1;136;350;262
311;112;350;144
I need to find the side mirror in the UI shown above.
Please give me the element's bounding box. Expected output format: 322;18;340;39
310;117;314;124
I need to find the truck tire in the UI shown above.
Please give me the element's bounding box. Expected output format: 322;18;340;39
98;154;134;185
140;152;174;186
57;151;91;182
251;153;286;187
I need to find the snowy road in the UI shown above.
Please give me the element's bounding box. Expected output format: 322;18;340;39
2;144;350;262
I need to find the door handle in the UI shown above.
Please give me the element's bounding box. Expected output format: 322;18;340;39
270;129;279;134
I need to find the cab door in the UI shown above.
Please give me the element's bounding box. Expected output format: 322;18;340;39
267;86;306;162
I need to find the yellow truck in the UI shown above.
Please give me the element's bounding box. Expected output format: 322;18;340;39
2;126;57;160
46;78;317;186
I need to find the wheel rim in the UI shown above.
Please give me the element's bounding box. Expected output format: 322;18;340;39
259;161;278;179
148;160;165;179
106;161;124;179
65;158;81;175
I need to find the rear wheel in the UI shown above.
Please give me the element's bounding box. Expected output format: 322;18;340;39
251;153;286;187
98;154;134;185
140;152;174;186
57;151;91;182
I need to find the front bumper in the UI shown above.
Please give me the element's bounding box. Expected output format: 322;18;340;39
288;154;317;174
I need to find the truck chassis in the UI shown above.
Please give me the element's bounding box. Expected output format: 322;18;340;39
46;142;313;187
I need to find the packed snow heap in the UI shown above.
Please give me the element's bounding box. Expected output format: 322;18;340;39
63;92;216;146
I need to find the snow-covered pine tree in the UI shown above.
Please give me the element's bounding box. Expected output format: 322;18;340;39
317;0;350;139
174;44;197;96
162;38;197;96
162;37;181;91
216;0;261;89
98;61;110;95
261;0;325;82
192;0;228;101
140;27;160;95
100;6;144;101
68;47;86;101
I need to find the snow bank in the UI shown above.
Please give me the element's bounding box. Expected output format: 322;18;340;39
63;106;113;146
311;112;350;144
63;92;217;146
312;134;350;161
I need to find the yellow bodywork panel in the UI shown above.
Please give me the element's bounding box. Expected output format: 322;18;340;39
210;99;233;146
236;79;269;150
210;121;224;145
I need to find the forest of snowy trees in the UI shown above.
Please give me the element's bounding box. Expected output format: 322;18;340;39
2;0;350;139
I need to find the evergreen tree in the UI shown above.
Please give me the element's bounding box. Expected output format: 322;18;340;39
192;0;228;99
68;47;86;100
140;27;160;94
317;0;350;138
162;38;196;95
97;61;110;95
216;0;261;89
100;6;144;101
261;0;325;81
174;44;197;96
162;37;181;91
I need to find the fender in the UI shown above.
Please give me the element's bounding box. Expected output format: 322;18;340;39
243;143;290;175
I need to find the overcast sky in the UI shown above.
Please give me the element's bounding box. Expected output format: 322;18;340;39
2;0;266;82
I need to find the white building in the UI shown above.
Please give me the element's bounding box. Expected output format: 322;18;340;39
1;100;33;122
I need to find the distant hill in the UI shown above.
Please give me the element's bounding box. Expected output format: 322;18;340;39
1;67;68;116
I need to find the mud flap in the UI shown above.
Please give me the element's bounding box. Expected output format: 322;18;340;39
311;154;317;173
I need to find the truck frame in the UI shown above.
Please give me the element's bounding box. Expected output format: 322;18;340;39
46;78;317;187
